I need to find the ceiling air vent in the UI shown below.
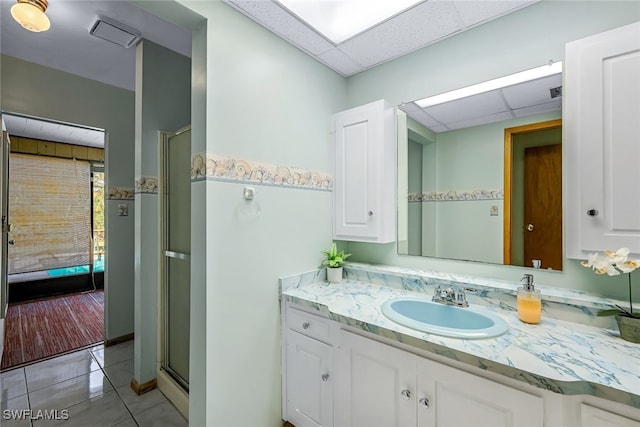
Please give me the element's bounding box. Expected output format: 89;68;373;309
89;17;141;48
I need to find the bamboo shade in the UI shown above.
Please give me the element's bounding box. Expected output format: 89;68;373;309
8;153;91;274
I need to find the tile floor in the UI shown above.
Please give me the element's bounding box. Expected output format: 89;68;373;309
0;341;188;427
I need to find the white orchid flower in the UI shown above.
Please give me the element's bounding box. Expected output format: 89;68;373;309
605;248;630;264
618;259;640;274
581;252;612;274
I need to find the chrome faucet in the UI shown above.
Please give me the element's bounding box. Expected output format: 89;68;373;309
432;285;469;308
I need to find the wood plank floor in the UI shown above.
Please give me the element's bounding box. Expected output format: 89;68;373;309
1;290;104;371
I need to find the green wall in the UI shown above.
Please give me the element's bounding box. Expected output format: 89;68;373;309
133;40;191;386
344;1;640;300
176;2;347;425
0;55;135;341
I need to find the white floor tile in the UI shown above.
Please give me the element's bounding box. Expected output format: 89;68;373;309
116;385;167;416
1;394;31;427
135;400;187;427
29;370;112;412
102;358;134;389
32;391;130;427
1;368;28;403
91;341;134;368
25;351;100;392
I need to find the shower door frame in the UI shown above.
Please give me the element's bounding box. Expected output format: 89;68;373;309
158;127;191;418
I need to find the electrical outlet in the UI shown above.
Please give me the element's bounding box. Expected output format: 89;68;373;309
490;205;499;216
118;204;128;216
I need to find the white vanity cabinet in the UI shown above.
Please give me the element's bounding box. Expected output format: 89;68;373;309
331;99;396;243
282;303;334;427
580;404;640;427
334;329;543;427
565;21;640;258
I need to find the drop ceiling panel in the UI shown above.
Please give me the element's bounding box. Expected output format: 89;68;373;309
338;1;464;68
316;48;363;76
227;0;334;56
3;115;105;148
425;90;509;123
501;74;562;108
446;110;514;130
512;99;561;117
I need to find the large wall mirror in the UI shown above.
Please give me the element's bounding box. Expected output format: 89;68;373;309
397;62;563;270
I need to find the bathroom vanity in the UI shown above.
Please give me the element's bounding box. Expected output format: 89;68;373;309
280;265;640;427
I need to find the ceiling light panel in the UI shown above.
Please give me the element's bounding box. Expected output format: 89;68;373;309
276;0;424;44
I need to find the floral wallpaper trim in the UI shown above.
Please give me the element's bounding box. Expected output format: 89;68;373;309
191;153;333;191
408;189;503;202
107;186;134;200
135;176;159;194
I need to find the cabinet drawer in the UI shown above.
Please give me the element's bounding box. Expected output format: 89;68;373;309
286;305;332;344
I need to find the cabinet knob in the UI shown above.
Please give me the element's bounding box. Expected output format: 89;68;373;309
321;373;330;382
302;322;310;329
526;223;534;232
368;210;374;217
400;389;411;400
587;209;599;216
419;398;430;408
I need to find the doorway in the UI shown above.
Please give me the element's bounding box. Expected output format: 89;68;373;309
0;113;106;370
504;119;563;270
158;127;191;413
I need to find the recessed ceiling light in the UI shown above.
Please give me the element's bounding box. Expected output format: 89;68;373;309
416;61;564;108
277;0;423;44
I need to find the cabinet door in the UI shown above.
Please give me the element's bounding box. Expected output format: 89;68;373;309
335;330;416;427
581;404;640;427
565;22;640;258
332;100;396;243
286;330;333;427
417;359;543;427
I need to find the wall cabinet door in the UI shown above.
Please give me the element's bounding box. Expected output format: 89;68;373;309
565;21;640;258
335;330;416;427
286;330;333;427
332;100;396;243
417;359;543;427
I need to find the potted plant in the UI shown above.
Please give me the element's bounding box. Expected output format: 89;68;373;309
321;243;351;283
581;248;640;343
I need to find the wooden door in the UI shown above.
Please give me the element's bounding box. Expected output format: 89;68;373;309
524;144;562;270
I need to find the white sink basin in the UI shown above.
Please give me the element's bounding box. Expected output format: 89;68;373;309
381;298;509;339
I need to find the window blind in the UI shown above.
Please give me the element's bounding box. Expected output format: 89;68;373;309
8;153;91;274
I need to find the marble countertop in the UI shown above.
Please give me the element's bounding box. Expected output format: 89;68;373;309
281;278;640;409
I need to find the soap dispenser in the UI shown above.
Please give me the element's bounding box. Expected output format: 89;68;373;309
517;274;541;324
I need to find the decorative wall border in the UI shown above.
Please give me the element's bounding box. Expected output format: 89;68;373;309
135;176;159;194
408;189;503;202
191;153;333;192
107;186;134;200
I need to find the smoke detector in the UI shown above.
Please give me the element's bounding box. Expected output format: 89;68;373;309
89;16;141;48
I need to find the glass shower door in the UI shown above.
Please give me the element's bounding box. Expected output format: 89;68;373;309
162;127;191;391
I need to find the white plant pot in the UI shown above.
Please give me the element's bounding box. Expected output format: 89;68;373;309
327;267;343;283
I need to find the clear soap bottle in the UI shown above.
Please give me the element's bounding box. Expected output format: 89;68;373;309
517;274;541;324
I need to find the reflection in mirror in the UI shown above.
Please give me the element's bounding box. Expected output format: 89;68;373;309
397;62;563;270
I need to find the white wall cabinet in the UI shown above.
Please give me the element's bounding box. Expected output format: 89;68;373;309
565;21;640;258
332;100;396;243
283;304;334;427
334;329;543;427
